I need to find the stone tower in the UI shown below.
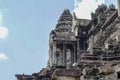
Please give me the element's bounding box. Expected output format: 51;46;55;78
48;9;91;68
49;9;77;68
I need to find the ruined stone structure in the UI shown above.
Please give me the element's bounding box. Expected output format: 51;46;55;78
16;1;120;80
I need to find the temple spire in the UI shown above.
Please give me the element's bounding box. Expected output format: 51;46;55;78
58;9;72;22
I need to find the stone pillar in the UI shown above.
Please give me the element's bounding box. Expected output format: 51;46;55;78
118;0;120;17
53;42;57;66
49;49;52;67
73;44;77;63
77;39;80;55
71;46;74;65
63;43;66;65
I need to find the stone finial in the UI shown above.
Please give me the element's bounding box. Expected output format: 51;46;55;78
58;9;72;22
61;9;71;16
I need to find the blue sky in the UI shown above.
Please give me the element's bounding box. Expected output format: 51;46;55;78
0;0;117;80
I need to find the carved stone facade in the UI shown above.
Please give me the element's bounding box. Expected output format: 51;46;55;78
16;3;120;80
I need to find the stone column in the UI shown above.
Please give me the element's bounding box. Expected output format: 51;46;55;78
71;46;74;65
49;49;52;67
53;42;57;66
118;0;120;17
63;43;66;65
73;44;77;63
77;39;80;55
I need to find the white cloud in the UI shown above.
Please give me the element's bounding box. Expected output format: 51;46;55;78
0;26;8;39
0;12;3;25
73;0;105;19
0;53;8;60
0;10;8;39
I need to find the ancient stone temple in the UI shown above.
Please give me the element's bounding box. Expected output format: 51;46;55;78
15;1;120;80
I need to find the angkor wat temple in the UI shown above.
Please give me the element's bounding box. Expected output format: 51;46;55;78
15;1;120;80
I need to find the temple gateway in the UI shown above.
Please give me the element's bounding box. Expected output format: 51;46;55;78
15;0;120;80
